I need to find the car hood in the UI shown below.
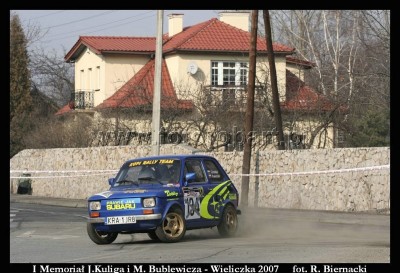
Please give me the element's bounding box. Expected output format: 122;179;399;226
88;184;181;201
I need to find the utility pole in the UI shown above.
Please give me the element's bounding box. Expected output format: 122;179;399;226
241;10;258;207
263;10;285;150
152;10;163;156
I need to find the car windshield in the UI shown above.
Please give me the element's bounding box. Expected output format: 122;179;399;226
114;159;181;187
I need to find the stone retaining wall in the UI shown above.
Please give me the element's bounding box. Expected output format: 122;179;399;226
10;145;390;213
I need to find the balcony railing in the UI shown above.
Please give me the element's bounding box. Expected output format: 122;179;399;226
202;85;265;108
71;90;94;109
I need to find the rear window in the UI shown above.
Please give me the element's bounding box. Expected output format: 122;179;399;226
204;160;223;182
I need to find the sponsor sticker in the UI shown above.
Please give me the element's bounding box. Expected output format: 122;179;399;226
106;199;136;210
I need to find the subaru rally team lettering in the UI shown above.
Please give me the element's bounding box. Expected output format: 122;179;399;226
129;159;175;167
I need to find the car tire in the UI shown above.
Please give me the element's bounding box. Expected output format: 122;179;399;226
147;230;161;241
217;204;238;237
87;223;118;245
155;208;186;243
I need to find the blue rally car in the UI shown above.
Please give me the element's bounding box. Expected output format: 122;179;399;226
87;155;241;244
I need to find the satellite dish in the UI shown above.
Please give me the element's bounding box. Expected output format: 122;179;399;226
187;62;198;75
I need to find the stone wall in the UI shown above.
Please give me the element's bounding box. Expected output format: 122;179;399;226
10;145;390;213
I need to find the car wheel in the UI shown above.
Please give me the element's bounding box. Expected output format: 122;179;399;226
87;223;118;245
217;204;238;237
155;208;186;243
147;230;161;241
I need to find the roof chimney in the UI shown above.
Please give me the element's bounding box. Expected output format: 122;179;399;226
168;14;183;37
219;11;250;32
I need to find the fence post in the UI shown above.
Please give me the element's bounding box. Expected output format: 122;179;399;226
254;150;260;207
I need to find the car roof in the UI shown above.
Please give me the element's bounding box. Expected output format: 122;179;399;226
124;154;217;164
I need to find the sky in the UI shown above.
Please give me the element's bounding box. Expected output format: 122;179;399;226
11;10;223;56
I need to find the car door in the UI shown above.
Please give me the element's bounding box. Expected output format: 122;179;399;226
182;159;215;227
201;158;234;219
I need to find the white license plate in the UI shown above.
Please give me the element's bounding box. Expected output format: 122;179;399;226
106;216;136;225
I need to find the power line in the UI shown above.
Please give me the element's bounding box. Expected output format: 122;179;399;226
43;12;156;43
45;10;115;29
21;10;66;21
45;10;154;39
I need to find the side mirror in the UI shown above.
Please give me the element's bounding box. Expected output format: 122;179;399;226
185;172;196;182
108;178;116;186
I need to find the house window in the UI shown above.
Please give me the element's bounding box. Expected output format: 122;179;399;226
88;68;92;90
204;160;223;182
96;66;100;90
211;61;248;86
80;69;85;90
240;62;248;85
336;129;345;147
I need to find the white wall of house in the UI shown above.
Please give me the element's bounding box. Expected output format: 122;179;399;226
219;11;250;32
74;48;106;107
287;63;306;81
165;53;287;101
89;111;336;150
288;118;335;149
75;50;289;106
74;49;150;107
103;54;150;102
256;56;287;102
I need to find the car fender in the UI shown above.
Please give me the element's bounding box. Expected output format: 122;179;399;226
217;200;236;219
161;200;184;220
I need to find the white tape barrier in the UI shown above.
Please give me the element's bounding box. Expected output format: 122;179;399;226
10;165;389;179
9;173;118;179
10;170;118;173
230;164;390;177
10;169;118;179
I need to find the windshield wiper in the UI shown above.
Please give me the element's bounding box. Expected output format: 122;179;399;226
138;177;163;184
116;179;139;186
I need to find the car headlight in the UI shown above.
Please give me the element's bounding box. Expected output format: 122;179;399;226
89;201;101;211
143;197;156;208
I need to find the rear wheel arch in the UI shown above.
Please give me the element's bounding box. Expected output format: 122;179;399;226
217;203;238;237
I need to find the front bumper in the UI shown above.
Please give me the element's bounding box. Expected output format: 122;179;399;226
88;213;162;224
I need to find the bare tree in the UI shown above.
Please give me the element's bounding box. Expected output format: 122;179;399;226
25;114;94;149
30;48;74;107
270;10;390;147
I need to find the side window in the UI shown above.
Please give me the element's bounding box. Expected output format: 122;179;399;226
184;160;206;183
204;160;223;182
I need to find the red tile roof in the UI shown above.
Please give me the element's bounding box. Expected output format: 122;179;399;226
282;70;347;112
65;36;156;61
286;56;316;68
163;18;294;53
96;58;193;110
55;103;74;116
65;18;295;61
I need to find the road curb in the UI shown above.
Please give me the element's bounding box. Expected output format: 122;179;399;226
10;194;87;208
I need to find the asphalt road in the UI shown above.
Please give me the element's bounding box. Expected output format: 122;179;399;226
10;200;390;264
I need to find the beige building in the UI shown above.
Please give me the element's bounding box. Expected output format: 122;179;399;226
57;11;346;150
